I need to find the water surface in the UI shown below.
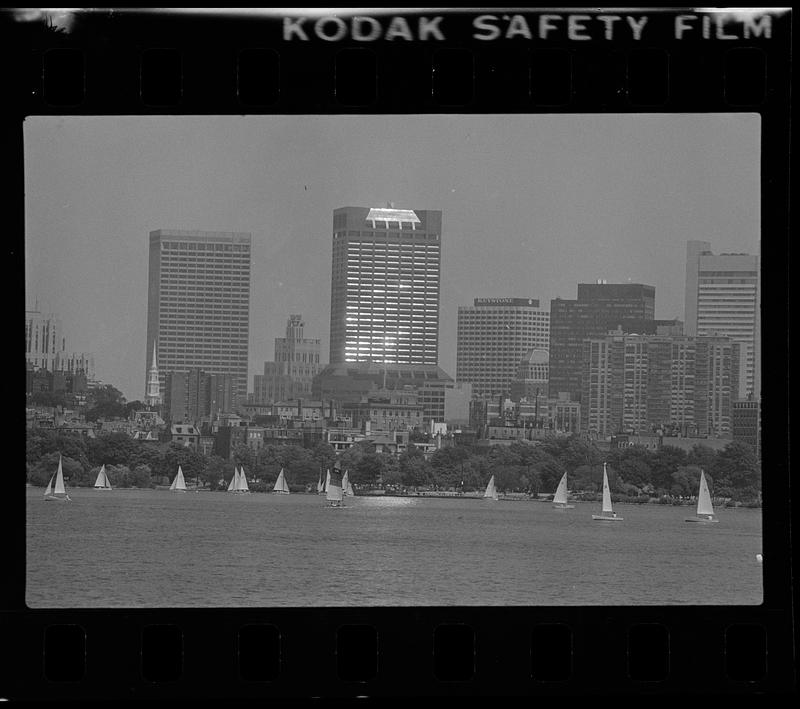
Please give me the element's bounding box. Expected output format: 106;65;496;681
26;488;762;607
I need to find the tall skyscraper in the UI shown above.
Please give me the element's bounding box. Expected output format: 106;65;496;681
253;314;322;403
329;206;441;366
146;230;251;399
25;309;65;371
549;282;677;402
684;240;758;399
456;298;549;397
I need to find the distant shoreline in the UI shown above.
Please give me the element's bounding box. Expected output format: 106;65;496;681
25;484;760;508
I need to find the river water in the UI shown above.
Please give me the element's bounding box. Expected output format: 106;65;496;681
26;488;762;607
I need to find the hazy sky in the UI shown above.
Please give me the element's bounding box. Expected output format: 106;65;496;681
25;114;759;402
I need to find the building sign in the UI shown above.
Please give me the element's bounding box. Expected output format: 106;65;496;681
474;298;540;307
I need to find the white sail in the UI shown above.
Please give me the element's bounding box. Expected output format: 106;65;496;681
227;467;238;492
273;468;290;494
316;472;323;493
324;469;331;492
326;482;343;502
553;473;568;505
601;463;613;514
326;470;343;503
238;466;250;492
94;464;112;489
483;475;498;500
697;470;715;517
171;465;187;491
54;457;66;495
44;473;54;497
344;470;355;497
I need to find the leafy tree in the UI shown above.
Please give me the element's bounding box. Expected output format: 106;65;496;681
130;443;164;472
124;400;145;418
88;432;138;466
106;465;131;487
338;440;371;472
353;453;384;487
130;465;154;488
30;453;87;487
671;465;707;497
399;454;432;488
617;457;652;490
203;455;228;487
649;445;688;492
686;444;718;476
715;441;760;498
310;442;336;471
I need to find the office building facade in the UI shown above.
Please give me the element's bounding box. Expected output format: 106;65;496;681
146;229;251;400
456;298;549;397
684;240;758;399
25;309;65;371
329;206;441;366
549;282;668;402
253;314;321;404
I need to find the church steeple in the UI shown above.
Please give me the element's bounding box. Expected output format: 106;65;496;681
145;340;162;407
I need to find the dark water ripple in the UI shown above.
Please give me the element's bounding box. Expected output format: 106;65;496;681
26;489;763;607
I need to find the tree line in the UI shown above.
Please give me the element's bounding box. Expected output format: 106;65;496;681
26;428;761;503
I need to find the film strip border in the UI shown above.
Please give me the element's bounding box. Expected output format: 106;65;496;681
3;608;796;697
3;8;793;699
7;11;789;113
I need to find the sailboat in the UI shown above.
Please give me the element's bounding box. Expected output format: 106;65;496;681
235;465;251;494
316;470;324;494
273;468;290;494
342;469;355;497
44;455;72;502
592;463;623;521
483;474;499;501
326;470;344;508
93;464;112;490
552;472;574;509
169;465;187;493
227;466;239;492
319;468;331;495
685;469;719;523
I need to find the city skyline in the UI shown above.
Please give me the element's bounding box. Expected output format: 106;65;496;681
24;114;760;401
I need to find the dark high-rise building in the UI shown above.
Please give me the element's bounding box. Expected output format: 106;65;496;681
329;206;441;366
549;281;675;401
146;230;251;399
164;368;236;423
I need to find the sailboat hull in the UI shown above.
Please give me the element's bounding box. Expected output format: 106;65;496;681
592;514;623;521
553;503;575;509
45;495;71;502
273;490;290;495
684;516;718;523
93;487;112;490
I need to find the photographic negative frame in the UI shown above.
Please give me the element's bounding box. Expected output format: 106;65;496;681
3;6;793;699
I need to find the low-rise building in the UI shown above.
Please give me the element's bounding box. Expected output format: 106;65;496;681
171;424;200;450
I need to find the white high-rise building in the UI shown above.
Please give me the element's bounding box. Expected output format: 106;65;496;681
684;240;758;399
329;206;441;366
